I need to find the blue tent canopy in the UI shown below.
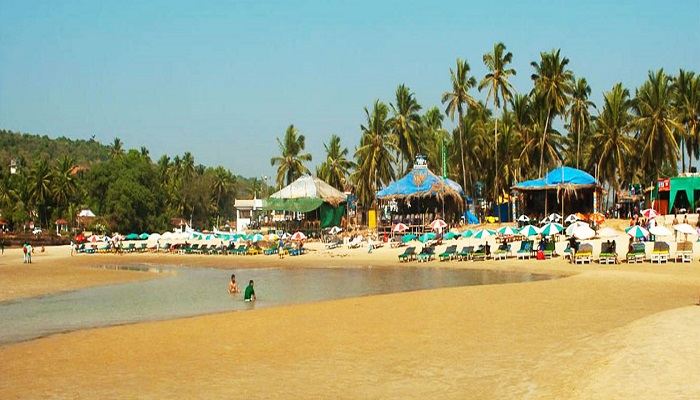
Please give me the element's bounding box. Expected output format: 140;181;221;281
376;167;465;201
513;167;598;190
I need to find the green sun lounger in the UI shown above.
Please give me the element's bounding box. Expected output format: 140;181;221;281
398;246;416;262
457;246;474;261
439;245;457;261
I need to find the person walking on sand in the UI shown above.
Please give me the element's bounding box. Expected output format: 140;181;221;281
367;235;373;253
22;242;28;263
228;274;239;294
244;280;256;302
26;243;33;264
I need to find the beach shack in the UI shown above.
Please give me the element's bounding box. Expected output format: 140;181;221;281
234;198;264;232
512;167;604;219
375;156;465;234
658;174;700;214
264;175;347;237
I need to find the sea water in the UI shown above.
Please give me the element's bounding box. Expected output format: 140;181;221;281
0;266;555;344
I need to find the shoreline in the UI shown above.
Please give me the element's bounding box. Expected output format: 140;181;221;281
1;238;699;398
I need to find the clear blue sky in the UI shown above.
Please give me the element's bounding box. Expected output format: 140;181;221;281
1;0;698;181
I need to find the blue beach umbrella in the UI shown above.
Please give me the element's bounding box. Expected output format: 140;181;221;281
625;225;649;239
138;233;149;240
125;233;139;240
519;225;540;237
444;231;457;240
418;232;436;243
401;233;417;243
473;229;495;239
540;223;564;236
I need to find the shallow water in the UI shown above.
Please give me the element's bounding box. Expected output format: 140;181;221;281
0;265;555;344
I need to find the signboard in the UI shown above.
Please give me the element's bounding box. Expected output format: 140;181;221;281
658;178;670;192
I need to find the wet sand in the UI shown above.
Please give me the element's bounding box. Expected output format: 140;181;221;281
1;234;699;399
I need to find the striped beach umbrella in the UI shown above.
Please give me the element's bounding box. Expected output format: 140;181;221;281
461;229;474;238
429;219;448;231
392;223;409;232
641;208;658;219
473;229;495;239
444;231;458;240
497;226;518;236
250;233;264;243
625;225;649;239
290;231;307;241
540;223;564;236
519;225;540;237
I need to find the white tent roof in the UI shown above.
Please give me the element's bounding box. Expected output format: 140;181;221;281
78;209;96;217
269;175;346;206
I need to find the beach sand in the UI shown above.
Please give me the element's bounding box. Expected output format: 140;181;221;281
1;226;699;399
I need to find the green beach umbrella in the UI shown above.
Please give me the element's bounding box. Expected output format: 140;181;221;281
625;225;649;239
519;225;540;237
540;223;564;236
125;233;139;240
443;231;457;240
138;233;149;240
418;232;436;243
461;229;474;238
497;226;518;236
473;229;495;239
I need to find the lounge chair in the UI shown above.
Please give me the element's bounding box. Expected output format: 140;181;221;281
232;245;247;255
389;237;404;248
247;247;261;256
472;245;489;261
542;241;556;259
625;243;645;263
516;241;532;260
439;245;457;261
493;244;511;260
184;243;200;254
574;243;593;264
264;245;279;255
597;242;617;264
650;241;670;263
673;241;693;263
325;238;342;249
347;236;363;249
416;246;436;262
457;246;474;261
398;246;416;262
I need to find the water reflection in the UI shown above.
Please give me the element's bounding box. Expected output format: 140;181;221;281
0;266;556;344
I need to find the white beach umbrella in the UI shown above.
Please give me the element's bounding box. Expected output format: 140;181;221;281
473;229;495;239
519;225;540;237
148;233;161;241
565;221;588;236
517;215;530;222
548;213;562;222
392;223;409;232
564;214;581;224
572;225;596;240
673;223;696;235
649;225;673;237
641;208;658;219
597;227;622;238
497;226;518;236
161;231;174;240
328;226;343;235
429;219;448;230
625;225;649;239
290;231;307;241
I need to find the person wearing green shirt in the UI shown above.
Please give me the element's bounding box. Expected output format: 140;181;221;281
244;280;256;302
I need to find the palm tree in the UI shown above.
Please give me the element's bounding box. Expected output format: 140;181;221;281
270;124;312;188
109;137;124;160
530;49;574;176
442;58;479;193
672;70;700;172
212;166;234;213
421;106;448;175
593;83;634;197
634;69;683;179
389;84;422;173
182;152;196;183
52;155;77;218
352;100;397;207
479;42;516;216
317;134;355;191
29;158;53;228
567;77;595;169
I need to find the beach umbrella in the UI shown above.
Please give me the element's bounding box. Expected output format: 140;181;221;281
565;221;588;236
548;213;562;222
138;233;149;240
290;231;307;241
540;223;564;236
589;213;606;224
497;226;518;236
642;208;658;219
328;226;342;235
392;223;409;232
572;225;596;240
564;214;581;224
625;225;649;239
281;232;291;240
161;231;174;240
125;233;138;240
461;229;474;238
149;233;161;241
73;234;86;243
673;223;695;235
575;212;587;221
250;233;264;243
89;235;101;243
418;232;437;243
519;225;540;237
268;233;279;241
401;233;417;243
429;219;448;231
649;225;673;237
473;229;495;239
443;231;458;240
517;215;530;222
597;227;622;238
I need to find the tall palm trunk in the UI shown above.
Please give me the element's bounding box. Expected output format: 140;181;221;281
494;108;499;220
576;119;581;170
458;110;467;195
538;107;552;177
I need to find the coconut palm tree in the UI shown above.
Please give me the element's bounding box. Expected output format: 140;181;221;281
510;93;537;179
634;69;683;179
317;134;355;191
270;124;312;188
109;137;124;160
52;155;77;218
479;42;516;218
442;58;479;193
352;100;397;207
182;152;196;183
592;83;634;196
389;84;422;173
29;158;53;228
530;49;574;176
567;77;595;169
421;106;448;176
672;69;700;172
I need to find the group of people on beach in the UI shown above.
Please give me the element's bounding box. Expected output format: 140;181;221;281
228;274;256;302
22;242;33;263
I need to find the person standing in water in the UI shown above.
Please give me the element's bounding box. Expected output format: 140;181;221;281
244;280;256;302
228;274;239;294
